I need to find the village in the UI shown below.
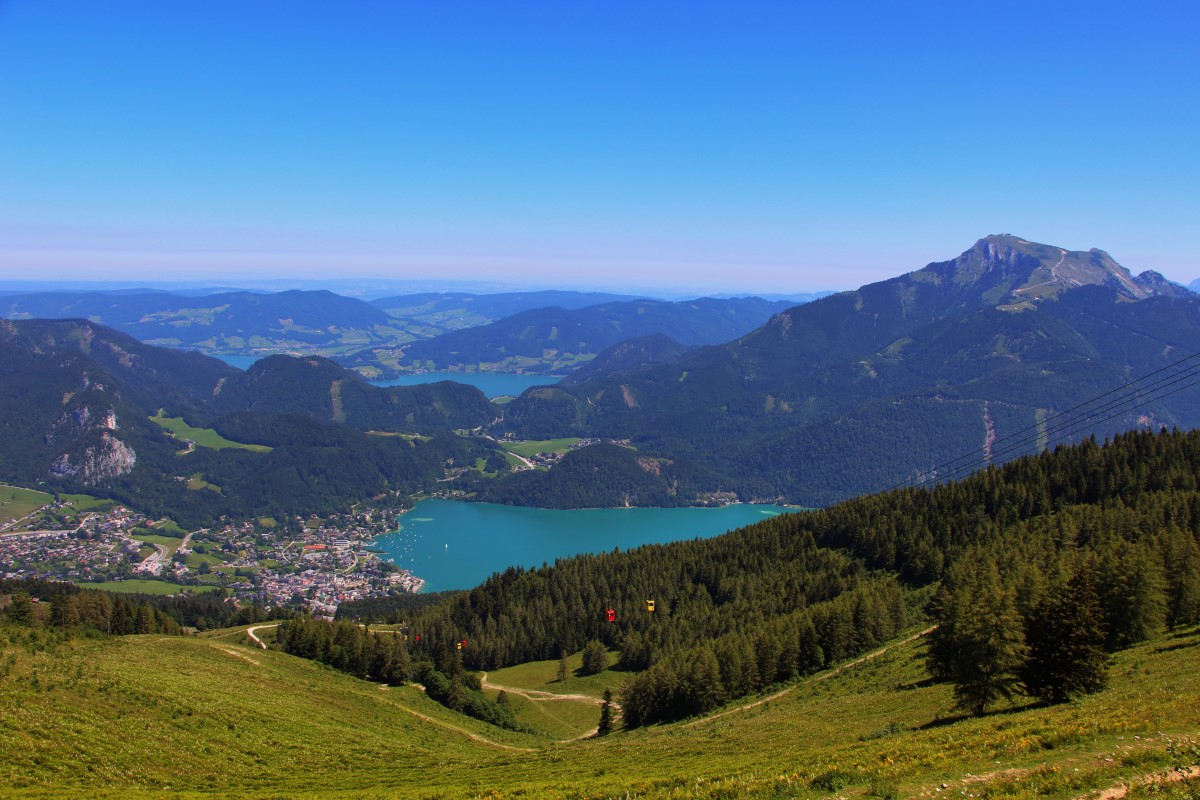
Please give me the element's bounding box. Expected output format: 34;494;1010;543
0;493;423;618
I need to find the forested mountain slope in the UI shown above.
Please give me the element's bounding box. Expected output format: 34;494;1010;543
495;236;1200;505
559;333;691;387
209;354;494;431
0;319;495;525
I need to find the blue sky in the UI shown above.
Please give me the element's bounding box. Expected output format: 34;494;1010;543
0;1;1196;294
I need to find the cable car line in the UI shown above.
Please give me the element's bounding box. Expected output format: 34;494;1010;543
887;351;1200;494
928;365;1200;486
890;350;1200;492
914;374;1200;491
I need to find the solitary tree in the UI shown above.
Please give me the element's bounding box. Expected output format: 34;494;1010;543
953;578;1026;715
581;640;610;676
596;689;614;736
557;652;569;683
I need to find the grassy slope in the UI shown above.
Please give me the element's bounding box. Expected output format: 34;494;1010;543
1;627;540;799
72;580;222;595
149;413;272;453
481;648;626;741
0;484;53;523
2;625;1198;799
502;438;583;457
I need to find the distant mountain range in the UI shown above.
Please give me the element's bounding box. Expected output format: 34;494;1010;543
352;296;796;376
0;289;404;357
0;288;808;379
369;290;648;330
491;235;1200;505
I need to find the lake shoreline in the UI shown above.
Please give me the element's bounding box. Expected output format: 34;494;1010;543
374;498;801;593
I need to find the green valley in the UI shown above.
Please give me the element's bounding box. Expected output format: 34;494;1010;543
0;620;1196;798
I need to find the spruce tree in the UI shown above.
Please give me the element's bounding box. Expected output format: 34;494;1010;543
951;576;1026;715
1021;569;1109;703
596;689;613;736
927;558;1026;716
6;591;34;626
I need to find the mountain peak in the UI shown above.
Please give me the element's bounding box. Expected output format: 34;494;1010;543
925;235;1158;304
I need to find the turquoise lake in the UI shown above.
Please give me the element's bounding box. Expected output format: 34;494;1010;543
371;372;561;398
212;355;558;398
373;498;799;592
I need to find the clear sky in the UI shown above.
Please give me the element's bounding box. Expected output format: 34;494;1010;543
0;1;1197;294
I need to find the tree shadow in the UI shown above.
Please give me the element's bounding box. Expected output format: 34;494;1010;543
1154;638;1198;654
917;700;1044;730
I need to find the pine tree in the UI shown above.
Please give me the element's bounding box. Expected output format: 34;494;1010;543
581;640;609;675
49;594;79;629
1098;544;1166;650
6;591;34;626
951;576;1027;715
679;645;726;716
1021;569;1110;703
927;558;1027;716
596;689;613;736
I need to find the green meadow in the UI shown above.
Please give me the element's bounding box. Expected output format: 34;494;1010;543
149;411;272;452
0;484;53;523
502;437;582;457
481;648;626;741
2;622;1197;799
72;580;221;596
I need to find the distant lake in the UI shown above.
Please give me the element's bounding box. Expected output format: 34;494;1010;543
213;354;263;370
370;372;562;398
210;356;559;397
373;498;800;592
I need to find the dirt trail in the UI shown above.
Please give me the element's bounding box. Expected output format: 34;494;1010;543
478;672;621;743
245;623;279;649
217;647;261;666
684;626;937;728
1083;765;1200;799
1015;248;1068;295
479;672;606;705
909;737;1199;798
377;689;536;753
